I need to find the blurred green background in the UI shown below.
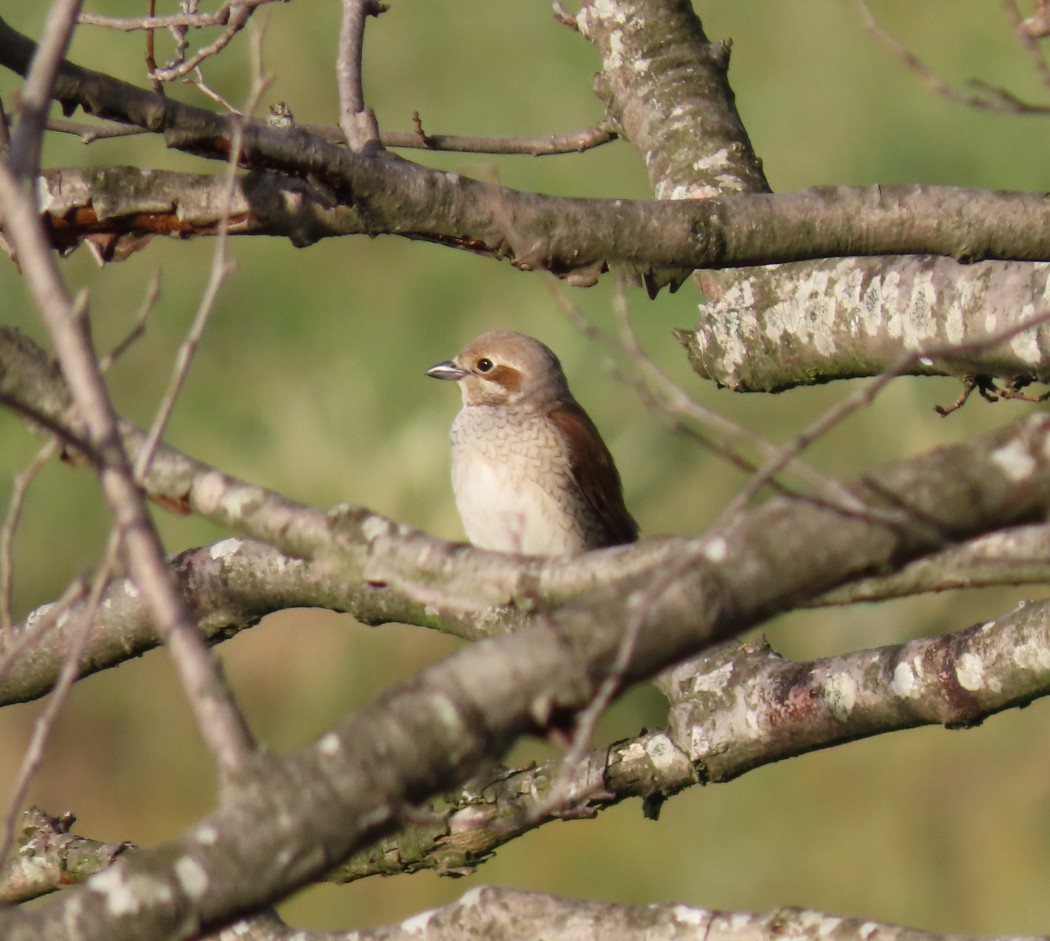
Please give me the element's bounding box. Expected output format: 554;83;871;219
2;0;1049;934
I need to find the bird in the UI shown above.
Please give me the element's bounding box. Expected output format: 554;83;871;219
426;330;638;555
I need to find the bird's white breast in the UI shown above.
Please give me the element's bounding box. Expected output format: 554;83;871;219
449;405;584;555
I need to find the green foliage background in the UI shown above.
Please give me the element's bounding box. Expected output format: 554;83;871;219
1;1;1048;932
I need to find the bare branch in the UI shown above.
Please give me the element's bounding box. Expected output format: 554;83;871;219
336;0;385;152
0;161;256;784
686;257;1050;392
0;440;58;631
81;0;277;85
1;534;121;858
8;0;83;176
810;525;1050;605
858;0;1050;114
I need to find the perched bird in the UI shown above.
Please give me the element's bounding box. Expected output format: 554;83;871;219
427;330;638;555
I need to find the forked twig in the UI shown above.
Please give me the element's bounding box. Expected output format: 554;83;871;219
858;0;1050;114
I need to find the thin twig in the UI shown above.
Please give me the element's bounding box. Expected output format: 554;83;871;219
615;284;873;515
0;97;10;154
80;0;277;85
858;0;1050;114
547;277;773;479
0;578;87;693
1002;0;1050;90
43;110;618;155
9;0;84;176
0;391;102;465
145;0;161;93
535;546;702;822
336;0;386;152
552;275;870;515
713;305;1050;529
186;65;241;114
0;535;120;860
135;50;269;479
79;0;278;32
0;441;59;633
97;271;160;374
0;157;256;784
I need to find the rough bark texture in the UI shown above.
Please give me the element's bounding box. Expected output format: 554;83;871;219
683;257;1050;390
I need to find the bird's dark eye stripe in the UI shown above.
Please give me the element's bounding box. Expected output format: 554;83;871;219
476;358;494;372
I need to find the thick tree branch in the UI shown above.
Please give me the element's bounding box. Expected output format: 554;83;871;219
0;538;504;708
4;321;1050;701
577;0;767;198
0;403;1049;937
235;886;1050;941
27;164;1050;290
684;257;1050;391
809;524;1050;605
9;589;1050;893
5;19;1050;289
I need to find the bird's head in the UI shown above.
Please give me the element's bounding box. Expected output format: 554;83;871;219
426;330;571;409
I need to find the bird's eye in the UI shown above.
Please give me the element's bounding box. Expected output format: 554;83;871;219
476;358;494;373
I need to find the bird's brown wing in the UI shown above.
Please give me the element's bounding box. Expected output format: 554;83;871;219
550;402;639;547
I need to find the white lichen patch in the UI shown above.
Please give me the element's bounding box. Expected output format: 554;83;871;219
891;659;919;698
89;866;172;916
729;912;754;931
658;181;713;200
209;538;242;561
1010;310;1043;365
194;825;218;846
24;601;55;630
226;485;264;518
702;536;728;562
797;910;843;936
193;471;227;514
606;28;626;69
1011;635;1050;673
761;261;869;358
318;732;342;756
692;148;730;174
955;652;989;692
429;692;463;733
881;270;905;337
685;659;734;696
361;515;393;541
990;438;1036;483
401;907;437;935
821;673;858;721
459;885;487;909
946;280;975;345
669;903;707;926
696;292;757;384
174;856;209;900
643;732;680;772
902;268;938;347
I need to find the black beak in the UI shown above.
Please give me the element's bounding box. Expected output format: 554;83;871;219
426;360;467;381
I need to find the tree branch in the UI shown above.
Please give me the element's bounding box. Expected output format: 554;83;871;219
336;0;384;152
684;257;1050;391
7;19;1050;290
7;0;82;176
0;397;1048;937
0;162;256;784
